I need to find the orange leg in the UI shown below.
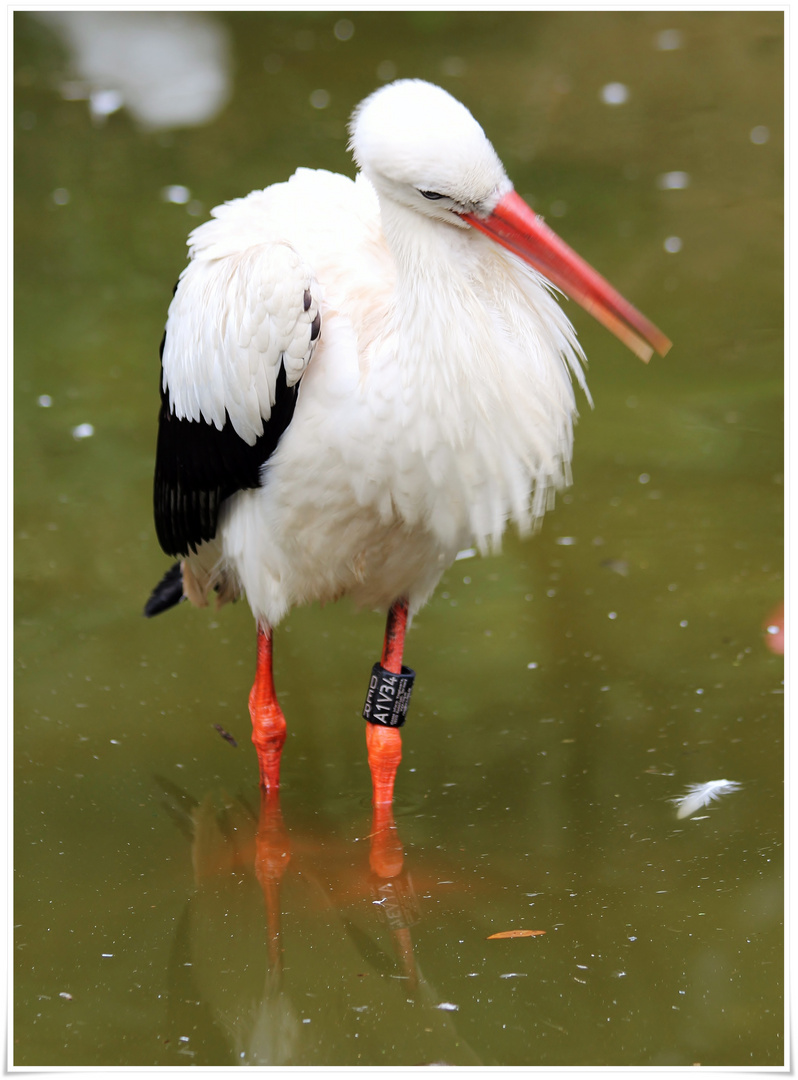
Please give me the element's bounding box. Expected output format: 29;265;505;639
366;599;410;807
249;623;287;793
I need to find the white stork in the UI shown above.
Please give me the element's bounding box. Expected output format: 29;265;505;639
145;79;670;806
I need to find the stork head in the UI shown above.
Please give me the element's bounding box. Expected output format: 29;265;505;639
349;80;670;362
349;79;510;223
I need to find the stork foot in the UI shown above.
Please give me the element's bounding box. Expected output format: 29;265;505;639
250;695;287;793
366;722;402;807
249;624;286;793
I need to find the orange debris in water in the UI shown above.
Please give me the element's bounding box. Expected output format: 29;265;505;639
487;929;546;939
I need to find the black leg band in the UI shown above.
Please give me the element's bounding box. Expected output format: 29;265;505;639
363;663;415;728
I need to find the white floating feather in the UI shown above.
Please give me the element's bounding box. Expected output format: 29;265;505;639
671;779;741;819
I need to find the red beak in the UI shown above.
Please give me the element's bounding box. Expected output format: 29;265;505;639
464;190;671;363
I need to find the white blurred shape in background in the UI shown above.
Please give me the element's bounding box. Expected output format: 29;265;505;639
33;11;232;130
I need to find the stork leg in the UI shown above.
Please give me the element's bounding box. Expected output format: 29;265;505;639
365;598;412;807
249;623;287;792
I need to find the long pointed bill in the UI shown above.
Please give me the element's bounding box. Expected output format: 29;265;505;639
464;190;671;363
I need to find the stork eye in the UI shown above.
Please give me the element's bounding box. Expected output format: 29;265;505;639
419;190;445;200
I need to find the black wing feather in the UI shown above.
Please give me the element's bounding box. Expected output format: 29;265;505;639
153;328;300;558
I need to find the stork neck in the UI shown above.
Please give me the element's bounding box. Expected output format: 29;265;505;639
375;196;502;385
379;198;475;296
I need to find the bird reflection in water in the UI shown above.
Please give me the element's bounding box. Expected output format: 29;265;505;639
156;780;481;1067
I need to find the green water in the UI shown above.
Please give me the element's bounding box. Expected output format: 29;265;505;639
14;10;783;1068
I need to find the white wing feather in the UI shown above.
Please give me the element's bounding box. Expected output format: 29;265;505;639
672;779;741;819
162;220;321;446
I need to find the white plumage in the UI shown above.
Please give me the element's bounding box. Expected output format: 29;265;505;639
148;79;669;799
672;780;742;819
163;236;319;442
161;83;592;626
